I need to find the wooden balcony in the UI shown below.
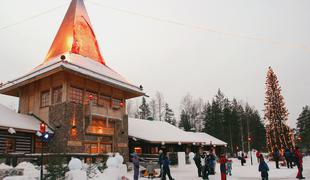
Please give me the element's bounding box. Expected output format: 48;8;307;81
84;104;124;120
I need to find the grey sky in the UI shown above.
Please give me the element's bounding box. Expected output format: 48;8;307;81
0;0;309;127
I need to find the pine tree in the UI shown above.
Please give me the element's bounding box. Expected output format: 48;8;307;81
138;97;152;120
164;103;176;125
179;110;191;131
264;67;293;152
296;105;310;149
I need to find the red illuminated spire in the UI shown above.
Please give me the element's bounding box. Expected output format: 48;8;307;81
45;0;105;64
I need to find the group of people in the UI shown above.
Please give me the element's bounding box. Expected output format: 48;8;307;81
131;150;175;180
193;148;232;180
270;146;305;179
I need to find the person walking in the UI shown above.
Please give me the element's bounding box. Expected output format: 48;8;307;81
193;149;202;177
284;148;293;169
161;154;175;180
201;152;209;180
294;147;305;179
132;153;140;180
219;154;228;180
258;154;269;180
240;152;246;166
158;150;164;178
273;148;280;169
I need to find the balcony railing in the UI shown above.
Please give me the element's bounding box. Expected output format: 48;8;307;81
84;104;124;120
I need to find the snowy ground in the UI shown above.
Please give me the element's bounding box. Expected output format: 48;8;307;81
127;156;310;180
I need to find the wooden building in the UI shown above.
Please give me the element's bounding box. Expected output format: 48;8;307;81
128;118;227;156
0;0;144;160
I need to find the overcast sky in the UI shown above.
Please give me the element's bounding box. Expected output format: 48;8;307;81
0;0;309;127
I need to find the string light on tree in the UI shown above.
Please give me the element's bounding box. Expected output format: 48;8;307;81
263;66;294;152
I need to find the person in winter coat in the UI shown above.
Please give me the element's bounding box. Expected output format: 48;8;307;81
161;154;175;180
158;150;164;178
284;148;293;169
200;152;209;180
219;154;228;180
193;149;203;177
294;147;305;179
256;151;261;163
208;151;216;175
146;160;155;179
273;148;280;169
240;152;246;166
258;154;269;180
132;153;140;180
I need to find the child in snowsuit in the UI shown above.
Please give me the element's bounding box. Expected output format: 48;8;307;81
226;159;232;176
146;160;155;179
220;154;228;180
258;154;269;180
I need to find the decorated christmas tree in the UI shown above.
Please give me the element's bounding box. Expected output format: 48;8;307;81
264;67;294;152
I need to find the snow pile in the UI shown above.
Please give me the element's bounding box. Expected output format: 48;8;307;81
0;163;12;169
93;154;127;180
65;158;86;180
15;162;39;178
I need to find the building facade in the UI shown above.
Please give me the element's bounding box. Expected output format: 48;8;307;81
0;0;143;161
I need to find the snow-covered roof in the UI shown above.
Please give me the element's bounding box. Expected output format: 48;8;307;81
0;53;144;96
185;132;227;146
128;118;227;145
0;104;53;133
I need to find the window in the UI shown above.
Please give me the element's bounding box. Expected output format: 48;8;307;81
112;99;121;109
87;119;114;135
52;86;62;104
70;86;83;104
85;90;98;105
98;94;110;107
84;143;112;154
5;139;15;153
40;91;50;107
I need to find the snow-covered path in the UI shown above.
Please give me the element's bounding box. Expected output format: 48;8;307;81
128;156;310;180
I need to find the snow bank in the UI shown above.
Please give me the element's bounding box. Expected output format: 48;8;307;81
92;154;127;180
65;169;86;180
0;163;12;169
15;162;39;178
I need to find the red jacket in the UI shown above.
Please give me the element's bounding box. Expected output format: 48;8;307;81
295;149;303;165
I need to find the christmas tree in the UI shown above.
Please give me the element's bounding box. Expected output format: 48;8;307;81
264;67;293;152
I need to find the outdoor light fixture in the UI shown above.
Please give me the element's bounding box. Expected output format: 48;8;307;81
36;131;42;137
8;128;16;134
178;142;181;145
161;141;165;145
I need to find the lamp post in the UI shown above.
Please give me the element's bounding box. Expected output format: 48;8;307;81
39;122;46;180
248;137;253;165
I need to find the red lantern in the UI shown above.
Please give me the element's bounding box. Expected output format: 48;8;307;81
120;101;124;108
297;136;302;142
88;94;93;101
40;122;46;133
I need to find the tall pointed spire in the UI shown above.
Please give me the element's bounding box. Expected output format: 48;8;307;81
45;0;105;64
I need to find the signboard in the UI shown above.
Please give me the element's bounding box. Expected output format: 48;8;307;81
67;140;83;146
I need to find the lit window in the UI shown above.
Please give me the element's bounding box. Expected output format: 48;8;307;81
41;91;50;107
69;86;83;104
5;139;15;153
52;86;62;104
